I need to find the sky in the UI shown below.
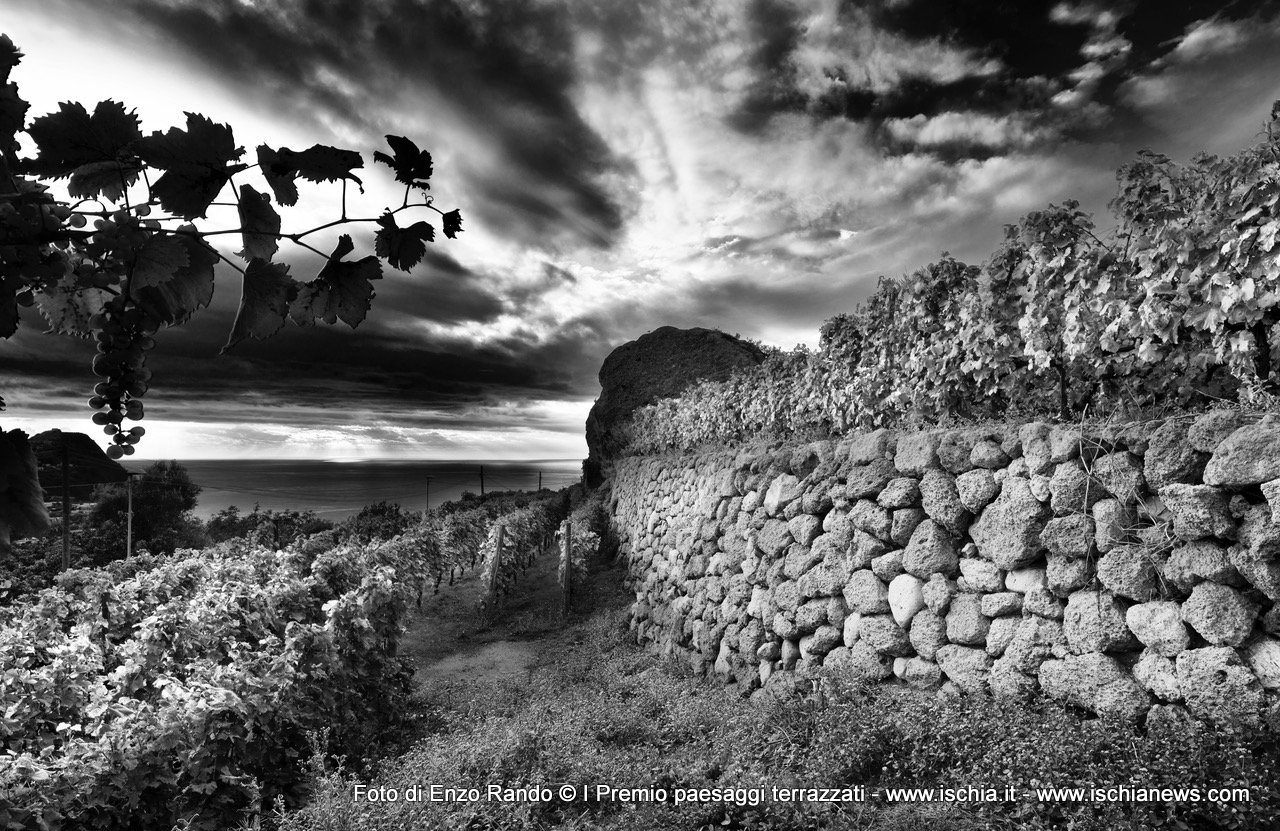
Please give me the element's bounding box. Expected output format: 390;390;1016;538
3;0;1280;460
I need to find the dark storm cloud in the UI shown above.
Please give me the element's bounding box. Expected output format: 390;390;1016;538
728;0;809;132
729;0;1280;159
390;250;506;326
0;258;610;431
104;0;627;250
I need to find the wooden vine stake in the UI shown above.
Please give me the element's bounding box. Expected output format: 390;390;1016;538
559;519;572;616
485;524;504;619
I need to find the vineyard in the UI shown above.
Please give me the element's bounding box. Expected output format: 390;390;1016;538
622;118;1280;454
476;497;568;616
0;488;576;831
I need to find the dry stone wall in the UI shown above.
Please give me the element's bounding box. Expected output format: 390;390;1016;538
609;414;1280;724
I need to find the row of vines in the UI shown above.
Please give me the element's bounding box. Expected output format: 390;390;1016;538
476;496;568;614
0;486;572;831
623;116;1280;453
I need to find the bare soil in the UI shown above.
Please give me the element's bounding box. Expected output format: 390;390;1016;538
399;542;578;688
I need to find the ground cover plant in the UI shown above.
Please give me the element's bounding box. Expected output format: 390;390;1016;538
271;585;1280;831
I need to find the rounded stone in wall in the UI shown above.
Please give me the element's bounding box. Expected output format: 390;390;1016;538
935;644;992;694
1133;649;1183;701
1181;583;1258;647
1040;652;1151;722
1125;601;1190;657
1243;637;1280;689
1064;590;1136;654
1144;420;1209;491
859;615;913;656
1203;422;1280;487
1175;647;1265;726
888;573;925;628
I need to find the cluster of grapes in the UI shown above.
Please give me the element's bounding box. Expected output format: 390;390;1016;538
87;303;156;459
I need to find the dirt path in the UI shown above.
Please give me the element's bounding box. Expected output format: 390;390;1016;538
399;541;569;688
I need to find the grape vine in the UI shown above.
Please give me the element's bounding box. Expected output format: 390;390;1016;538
0;35;463;458
621;106;1280;454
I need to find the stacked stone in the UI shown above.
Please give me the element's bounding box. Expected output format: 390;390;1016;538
611;413;1280;725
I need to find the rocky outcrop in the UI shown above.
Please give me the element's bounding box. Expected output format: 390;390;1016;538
584;327;764;486
0;427;50;551
30;429;129;498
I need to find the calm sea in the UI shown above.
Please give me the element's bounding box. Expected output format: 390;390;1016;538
127;459;584;521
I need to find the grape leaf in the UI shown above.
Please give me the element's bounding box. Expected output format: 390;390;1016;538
0;34;22;85
136;113;246;219
373;135;432;188
374;212;433;271
222;258;296;352
128;233;189;291
67;160;141;202
257;145;299;207
34;274;111;336
23;100;143;178
442;209;463;239
290;234;382;327
235;184;281;261
131;227;217;325
280;144;364;187
0;82;27;157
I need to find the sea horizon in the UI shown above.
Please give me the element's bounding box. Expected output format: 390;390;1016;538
122;458;585;522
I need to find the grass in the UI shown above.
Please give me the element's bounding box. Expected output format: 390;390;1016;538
265;559;1280;831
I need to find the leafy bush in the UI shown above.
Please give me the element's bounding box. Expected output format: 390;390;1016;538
339;501;416;544
0;534;424;830
206;505;334;548
89;460;207;556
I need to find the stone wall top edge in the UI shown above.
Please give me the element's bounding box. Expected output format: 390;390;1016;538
613;411;1279;466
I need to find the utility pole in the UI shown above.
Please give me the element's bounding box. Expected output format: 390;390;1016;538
61;434;70;570
538;471;542;491
126;473;135;559
480;465;485;496
425;476;432;512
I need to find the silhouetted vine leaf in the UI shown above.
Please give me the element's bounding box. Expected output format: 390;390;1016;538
35;275;111;336
235;184;281;261
67;160;141;202
373;134;432;189
256;144;299;207
290;234;382;327
222;258;296;352
442;209;463;239
128;233;189;291
131;228;217;325
281;144;364;188
373;212;433;270
23;100;142;178
136;113;246;219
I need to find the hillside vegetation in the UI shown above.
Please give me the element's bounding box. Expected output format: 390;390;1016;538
0;488;568;830
624;117;1280;454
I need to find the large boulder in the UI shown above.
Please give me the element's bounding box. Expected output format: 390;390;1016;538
584;326;765;482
